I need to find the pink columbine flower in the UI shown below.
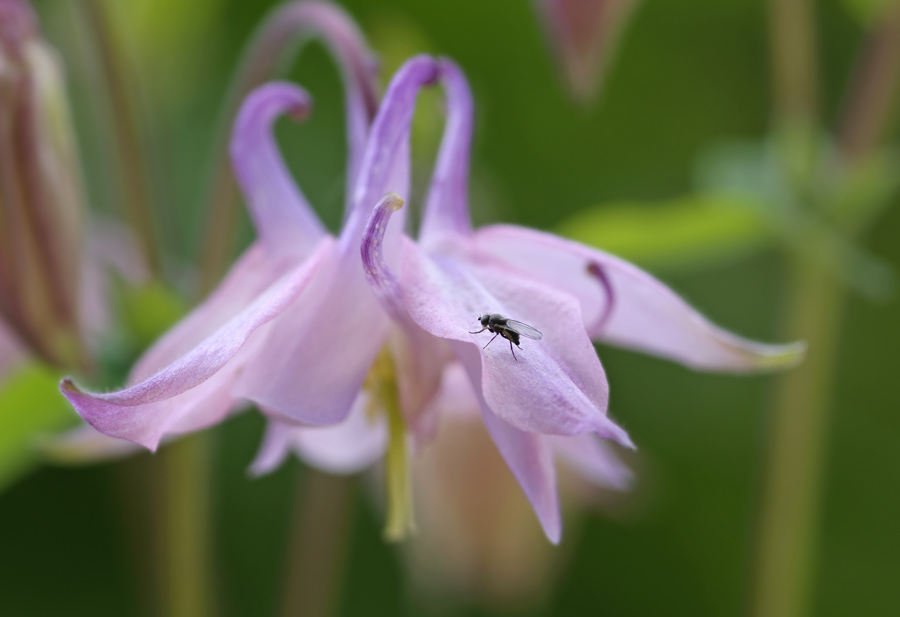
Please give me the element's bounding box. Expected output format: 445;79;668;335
359;57;804;543
59;3;394;450
61;55;449;509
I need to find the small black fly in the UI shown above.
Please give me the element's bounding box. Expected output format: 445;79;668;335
469;313;543;361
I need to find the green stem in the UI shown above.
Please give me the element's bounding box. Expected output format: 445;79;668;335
751;257;844;617
280;469;352;617
753;6;900;613
766;0;819;129
80;0;161;278
157;434;216;617
383;397;414;542
751;3;825;615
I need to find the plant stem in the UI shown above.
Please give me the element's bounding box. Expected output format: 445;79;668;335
766;0;819;128
280;469;352;617
80;0;161;278
751;256;844;617
752;5;900;616
157;434;216;617
837;6;900;163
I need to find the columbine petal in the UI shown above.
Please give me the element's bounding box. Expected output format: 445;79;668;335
453;342;562;543
248;1;379;194
399;236;632;446
475;225;806;372
482;408;562;544
232;243;390;425
343;55;438;248
231;82;326;257
550;432;633;490
60;239;335;450
387;326;451;438
362;194;450;431
250;392;388;477
128;243;282;384
363;186;630;443
234;58;443;427
419;59;474;241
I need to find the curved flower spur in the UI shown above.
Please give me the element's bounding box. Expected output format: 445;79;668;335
60;54;449;511
58;4;388;450
360;58;805;543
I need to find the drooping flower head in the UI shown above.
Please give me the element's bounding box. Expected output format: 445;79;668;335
58;2;390;450
358;56;804;542
238;52;804;545
62;45;803;546
59;43;446;513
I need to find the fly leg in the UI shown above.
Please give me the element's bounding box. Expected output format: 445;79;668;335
483;333;500;350
508;339;518;361
469;326;488;334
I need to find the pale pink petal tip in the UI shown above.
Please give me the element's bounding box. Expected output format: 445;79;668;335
249;398;388;477
475;225;806;374
594;413;635;450
553;432;635;491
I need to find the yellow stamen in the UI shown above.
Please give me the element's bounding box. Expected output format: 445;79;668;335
364;348;415;541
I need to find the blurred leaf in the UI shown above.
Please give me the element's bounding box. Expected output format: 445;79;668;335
841;0;900;25
694;137;898;300
555;195;771;272
830;147;900;231
0;364;77;493
109;0;225;109
694;138;795;222
119;282;187;350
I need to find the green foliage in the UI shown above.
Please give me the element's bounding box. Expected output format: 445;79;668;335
0;364;77;492
556;194;771;272
119;282;187;350
841;0;900;25
696;138;898;300
0;281;186;493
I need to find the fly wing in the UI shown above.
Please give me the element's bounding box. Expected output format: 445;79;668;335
504;319;543;340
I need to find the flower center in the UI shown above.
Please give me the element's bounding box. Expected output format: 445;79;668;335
364;347;415;541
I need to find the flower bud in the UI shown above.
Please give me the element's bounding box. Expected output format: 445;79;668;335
534;0;640;102
0;0;86;368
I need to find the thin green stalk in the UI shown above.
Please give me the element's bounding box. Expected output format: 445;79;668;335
751;257;844;617
751;2;825;615
766;0;819;128
79;0;161;277
752;4;900;616
280;470;352;617
157;434;216;617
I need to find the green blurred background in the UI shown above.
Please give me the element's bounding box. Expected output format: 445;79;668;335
1;0;898;615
